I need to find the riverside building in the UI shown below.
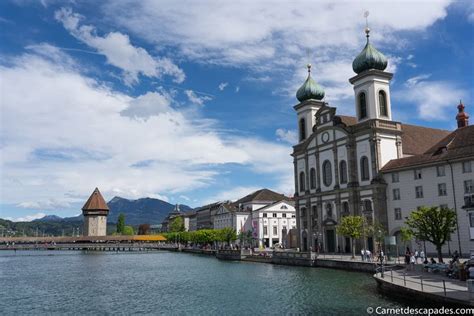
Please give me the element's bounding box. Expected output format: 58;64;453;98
293;26;473;256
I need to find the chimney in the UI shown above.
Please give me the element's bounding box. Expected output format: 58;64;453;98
456;100;469;128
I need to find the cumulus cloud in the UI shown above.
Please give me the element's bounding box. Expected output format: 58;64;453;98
54;7;185;85
0;50;292;210
218;82;228;91
102;0;452;101
275;128;297;144
395;75;467;120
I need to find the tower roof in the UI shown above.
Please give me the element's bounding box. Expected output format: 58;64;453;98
296;64;325;102
352;28;388;74
82;188;109;211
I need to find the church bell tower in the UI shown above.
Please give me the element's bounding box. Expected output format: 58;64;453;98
294;64;326;143
349;25;393;123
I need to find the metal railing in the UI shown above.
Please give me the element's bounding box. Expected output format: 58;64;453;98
375;267;470;298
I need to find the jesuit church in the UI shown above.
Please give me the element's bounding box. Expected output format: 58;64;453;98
292;26;473;256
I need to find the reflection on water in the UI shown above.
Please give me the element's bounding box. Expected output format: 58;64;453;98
0;251;408;315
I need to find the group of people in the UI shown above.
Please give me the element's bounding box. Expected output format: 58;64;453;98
404;247;427;267
360;249;385;262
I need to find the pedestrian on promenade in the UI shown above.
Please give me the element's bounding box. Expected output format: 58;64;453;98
410;253;416;270
361;249;365;261
404;247;411;265
367;249;372;262
415;250;419;263
420;250;426;264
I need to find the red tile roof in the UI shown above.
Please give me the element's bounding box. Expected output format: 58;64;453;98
381;126;474;172
82;188;109;211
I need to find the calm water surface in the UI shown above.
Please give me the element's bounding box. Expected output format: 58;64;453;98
0;251;409;315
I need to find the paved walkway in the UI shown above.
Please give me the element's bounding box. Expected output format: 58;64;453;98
375;268;471;304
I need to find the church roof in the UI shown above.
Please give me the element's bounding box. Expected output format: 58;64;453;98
381;125;474;172
352;28;388;74
82;188;109;211
234;188;290;205
296;64;325;102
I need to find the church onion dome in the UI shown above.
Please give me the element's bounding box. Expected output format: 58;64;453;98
296;64;325;102
352;27;388;74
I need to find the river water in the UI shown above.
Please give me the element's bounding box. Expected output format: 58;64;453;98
0;250;409;315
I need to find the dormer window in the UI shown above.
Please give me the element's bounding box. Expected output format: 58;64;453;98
358;92;367;119
379;90;388;116
299;118;306;141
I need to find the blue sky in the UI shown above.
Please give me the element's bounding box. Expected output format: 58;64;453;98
0;0;473;221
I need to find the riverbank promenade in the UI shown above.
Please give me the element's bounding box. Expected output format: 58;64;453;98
374;267;472;307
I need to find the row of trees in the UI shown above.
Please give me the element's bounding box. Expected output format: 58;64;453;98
337;206;457;262
163;227;237;245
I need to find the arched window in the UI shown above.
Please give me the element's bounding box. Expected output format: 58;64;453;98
301;207;306;218
322;160;332;187
299;171;305;192
326;203;333;218
364;200;372;212
342;201;349;214
360;156;370;181
312;205;318;218
339;160;348;184
359;92;367;119
310;168;316;189
379;90;388;116
299;118;306;141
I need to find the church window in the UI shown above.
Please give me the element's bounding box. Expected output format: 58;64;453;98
360;156;370;181
378;90;388;116
299;118;306;141
363;200;372;212
339;160;348;184
342;201;349;213
326;203;333;218
299;172;305;192
358;92;367;119
322;160;332;187
310;168;316;189
312;205;318;218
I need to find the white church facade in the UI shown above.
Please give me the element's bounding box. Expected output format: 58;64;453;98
292;27;473;257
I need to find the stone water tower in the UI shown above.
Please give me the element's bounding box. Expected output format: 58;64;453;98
82;188;109;236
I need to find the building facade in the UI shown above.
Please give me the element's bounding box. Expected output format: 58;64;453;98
292;27;473;256
251;200;296;248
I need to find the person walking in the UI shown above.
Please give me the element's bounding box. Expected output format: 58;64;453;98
415;249;419;264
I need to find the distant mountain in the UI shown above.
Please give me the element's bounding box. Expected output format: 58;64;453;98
33;196;192;225
33;215;64;222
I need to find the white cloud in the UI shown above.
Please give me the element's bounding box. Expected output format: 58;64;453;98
5;213;47;222
54;7;185;85
218;82;228;91
102;0;452;100
395;76;467;120
275;128;297;144
235;86;240;93
0;50;293;211
202;186;262;205
17;199;71;210
406;74;432;87
185;90;212;105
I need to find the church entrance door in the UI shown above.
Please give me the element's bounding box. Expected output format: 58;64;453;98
326;230;336;253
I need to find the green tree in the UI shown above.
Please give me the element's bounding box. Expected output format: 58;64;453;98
219;227;237;245
405;206;457;262
122;225;134;236
337;215;364;259
169;216;185;232
116;213;125;234
367;222;386;252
